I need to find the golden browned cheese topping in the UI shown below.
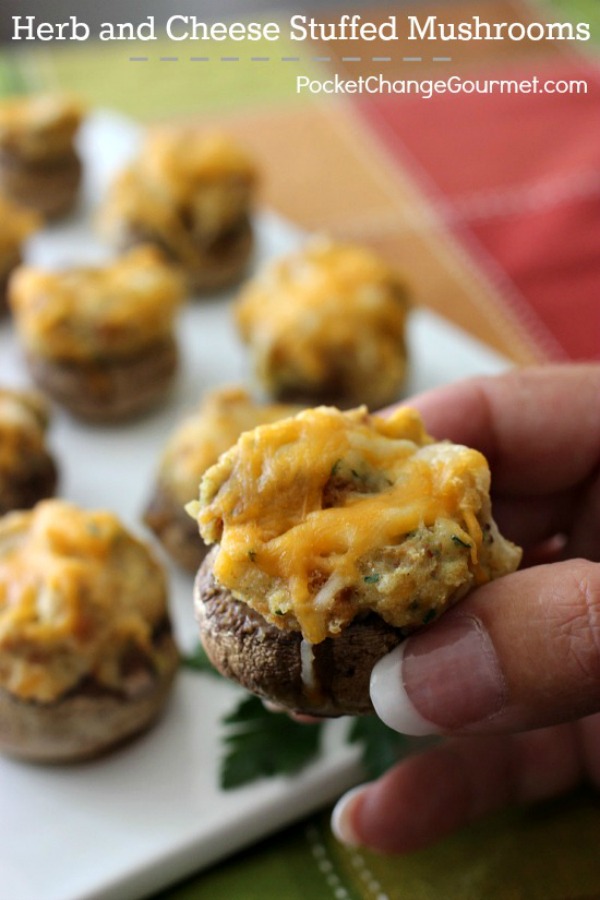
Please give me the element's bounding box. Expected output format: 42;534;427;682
193;406;522;644
0;500;170;702
158;386;301;506
0;94;83;161
142;129;256;199
100;130;256;266
0;195;40;268
0;388;50;473
9;246;184;362
235;238;409;404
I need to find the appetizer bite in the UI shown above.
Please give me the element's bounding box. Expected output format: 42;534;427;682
0;195;39;313
144;386;301;572
0;93;84;218
235;238;410;409
0;500;179;762
190;406;522;716
8;246;183;422
0;387;57;515
100;129;257;292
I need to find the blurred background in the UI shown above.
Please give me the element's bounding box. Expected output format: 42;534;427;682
2;0;598;363
0;2;599;898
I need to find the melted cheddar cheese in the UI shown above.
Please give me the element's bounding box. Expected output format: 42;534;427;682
142;129;256;199
0;94;83;161
0;388;50;473
8;246;183;361
234;238;409;407
0;500;170;702
157;386;301;506
193;406;522;644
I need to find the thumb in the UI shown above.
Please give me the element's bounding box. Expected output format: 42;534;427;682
371;559;600;735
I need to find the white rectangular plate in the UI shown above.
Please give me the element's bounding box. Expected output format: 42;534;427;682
0;112;509;900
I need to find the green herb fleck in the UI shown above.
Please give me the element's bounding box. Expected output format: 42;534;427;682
330;459;342;476
274;609;285;616
451;535;472;549
220;695;322;789
348;717;411;779
364;573;381;584
248;550;257;562
422;608;437;625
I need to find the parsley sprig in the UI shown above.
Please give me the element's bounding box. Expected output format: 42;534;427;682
184;643;413;790
220;696;322;789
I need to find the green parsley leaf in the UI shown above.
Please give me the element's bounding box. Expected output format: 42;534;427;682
451;534;471;549
220;695;323;789
348;716;412;779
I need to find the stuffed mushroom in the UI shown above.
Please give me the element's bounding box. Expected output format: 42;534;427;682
0;93;83;219
100;129;257;292
235;238;410;409
0;500;178;762
8;246;183;421
190;405;522;716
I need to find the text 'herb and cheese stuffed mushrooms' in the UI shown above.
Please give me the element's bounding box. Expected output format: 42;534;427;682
0;93;84;219
0;500;178;762
9;246;184;421
190;406;521;716
235;238;410;409
100;129;257;292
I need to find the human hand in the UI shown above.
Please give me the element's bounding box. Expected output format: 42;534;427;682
332;363;600;854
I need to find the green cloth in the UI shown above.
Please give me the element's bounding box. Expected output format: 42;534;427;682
160;791;600;899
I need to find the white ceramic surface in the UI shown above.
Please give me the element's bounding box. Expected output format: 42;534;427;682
0;112;509;900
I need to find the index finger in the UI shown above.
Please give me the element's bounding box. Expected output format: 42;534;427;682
400;364;600;495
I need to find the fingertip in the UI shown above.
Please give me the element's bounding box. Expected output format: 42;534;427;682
331;784;368;847
370;643;443;736
333;749;471;855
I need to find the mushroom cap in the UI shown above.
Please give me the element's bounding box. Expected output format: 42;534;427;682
26;336;178;422
194;549;403;717
0;629;179;763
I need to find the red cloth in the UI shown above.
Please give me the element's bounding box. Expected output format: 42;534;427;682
356;57;600;360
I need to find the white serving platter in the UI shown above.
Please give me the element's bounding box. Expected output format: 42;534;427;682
0;112;509;900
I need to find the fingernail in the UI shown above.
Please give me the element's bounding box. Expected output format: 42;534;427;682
331;784;367;847
370;615;506;734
